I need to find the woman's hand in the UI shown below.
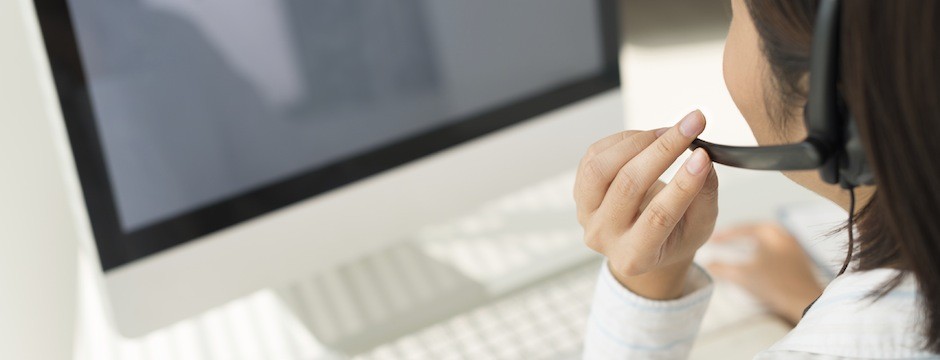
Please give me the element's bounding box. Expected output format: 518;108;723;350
574;111;719;300
706;223;825;325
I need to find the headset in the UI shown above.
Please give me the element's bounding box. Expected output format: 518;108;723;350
689;0;874;189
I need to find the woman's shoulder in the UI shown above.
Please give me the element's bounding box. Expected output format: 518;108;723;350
758;269;938;359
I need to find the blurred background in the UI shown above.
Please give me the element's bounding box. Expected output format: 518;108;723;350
1;0;847;359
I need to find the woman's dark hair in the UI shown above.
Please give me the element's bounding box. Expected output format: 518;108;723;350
745;0;940;352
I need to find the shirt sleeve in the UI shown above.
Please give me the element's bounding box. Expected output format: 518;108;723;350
582;261;714;360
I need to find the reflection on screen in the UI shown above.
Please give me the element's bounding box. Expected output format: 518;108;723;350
65;0;603;231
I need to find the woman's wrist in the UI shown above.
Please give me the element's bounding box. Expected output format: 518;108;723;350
610;258;694;300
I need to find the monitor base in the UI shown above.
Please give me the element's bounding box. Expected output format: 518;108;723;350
275;242;488;355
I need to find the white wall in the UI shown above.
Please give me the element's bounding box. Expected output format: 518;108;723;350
0;0;84;359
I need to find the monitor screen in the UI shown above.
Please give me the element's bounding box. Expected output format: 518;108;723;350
36;0;619;270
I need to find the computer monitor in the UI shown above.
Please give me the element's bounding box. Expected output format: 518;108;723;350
26;0;621;336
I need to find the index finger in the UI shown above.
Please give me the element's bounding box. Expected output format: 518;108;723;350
595;111;706;221
575;130;661;219
582;130;642;161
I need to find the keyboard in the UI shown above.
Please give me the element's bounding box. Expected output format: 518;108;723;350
353;263;598;360
74;247;600;360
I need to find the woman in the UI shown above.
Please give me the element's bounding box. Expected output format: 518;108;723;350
577;0;939;358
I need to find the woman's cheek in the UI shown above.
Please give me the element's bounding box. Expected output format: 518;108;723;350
723;25;777;145
724;35;756;133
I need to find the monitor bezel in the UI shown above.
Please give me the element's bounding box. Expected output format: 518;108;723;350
33;0;621;271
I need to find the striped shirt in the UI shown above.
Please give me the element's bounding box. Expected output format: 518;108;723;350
583;262;938;359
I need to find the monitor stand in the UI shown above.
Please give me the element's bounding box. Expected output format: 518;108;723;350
275;235;597;356
274;242;487;355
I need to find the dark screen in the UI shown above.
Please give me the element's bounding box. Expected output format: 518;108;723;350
36;0;619;269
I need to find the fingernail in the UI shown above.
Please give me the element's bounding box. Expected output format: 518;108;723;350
685;149;709;175
679;110;705;138
654;127;668;137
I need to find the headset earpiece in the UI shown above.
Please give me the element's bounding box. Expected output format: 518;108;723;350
838;116;875;188
813;0;874;190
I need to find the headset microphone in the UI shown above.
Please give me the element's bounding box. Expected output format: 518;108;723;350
688;0;874;189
